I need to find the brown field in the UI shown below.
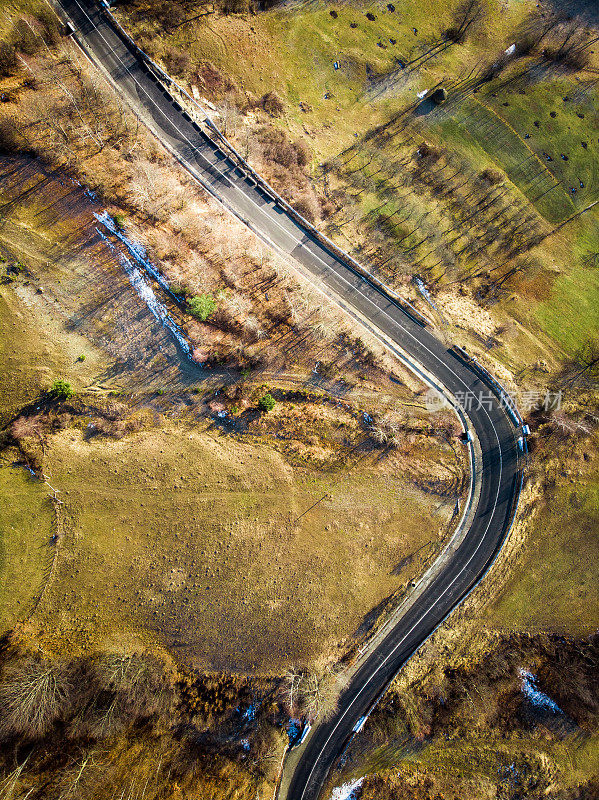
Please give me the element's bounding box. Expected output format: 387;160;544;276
32;421;456;671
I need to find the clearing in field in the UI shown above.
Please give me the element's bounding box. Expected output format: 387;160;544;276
32;422;456;671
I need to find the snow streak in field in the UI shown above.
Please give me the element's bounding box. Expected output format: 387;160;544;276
414;277;438;312
95;211;177;299
519;669;563;714
96;225;192;357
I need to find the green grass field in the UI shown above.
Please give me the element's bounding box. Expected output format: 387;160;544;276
0;270;105;636
487;469;599;635
435;73;599;223
534;217;599;353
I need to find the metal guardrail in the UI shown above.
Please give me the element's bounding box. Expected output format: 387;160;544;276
450;345;523;427
99;2;433;330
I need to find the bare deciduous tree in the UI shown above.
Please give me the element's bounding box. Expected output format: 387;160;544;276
561;338;599;388
444;0;486;43
0;657;70;741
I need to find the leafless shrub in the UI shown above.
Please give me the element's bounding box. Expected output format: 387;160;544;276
196;60;236;97
292;194;320;224
13;20;40;57
256;127;309;171
9;414;45;444
220;265;242;290
267;294;294;326
0;42;18;77
416;141;441;163
219;98;242;138
34;8;62;48
294;667;348;721
68;652;174;740
212;292;251;333
17;58;137;167
437;415;462;440
8;413;48;472
174;211;212;251
370;415;402;447
128;158;188;220
479;167;503;185
260;91;284;117
242;314;263;343
0;657;70;741
312;317;337;342
547;410;592;438
294;139;310;168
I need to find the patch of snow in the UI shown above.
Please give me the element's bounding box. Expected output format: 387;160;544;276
242;703;258;721
96;227;192;358
505;43;516;56
352;716;367;734
417;89;428;99
519;669;563;714
498;761;519;786
330;778;364;800
95;212;176;300
414;277;438;311
298;722;311;744
18;464;38;478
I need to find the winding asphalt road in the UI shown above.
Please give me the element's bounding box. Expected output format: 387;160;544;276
53;2;525;797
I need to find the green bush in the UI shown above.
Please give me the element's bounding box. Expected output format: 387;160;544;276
188;293;216;322
49;379;74;401
113;213;126;230
171;284;190;299
258;393;276;412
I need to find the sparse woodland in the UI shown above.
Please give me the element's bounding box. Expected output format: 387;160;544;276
0;19;373;377
0;631;362;799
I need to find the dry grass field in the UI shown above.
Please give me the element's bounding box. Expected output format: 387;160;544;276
33;422;454;671
0;2;597;797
